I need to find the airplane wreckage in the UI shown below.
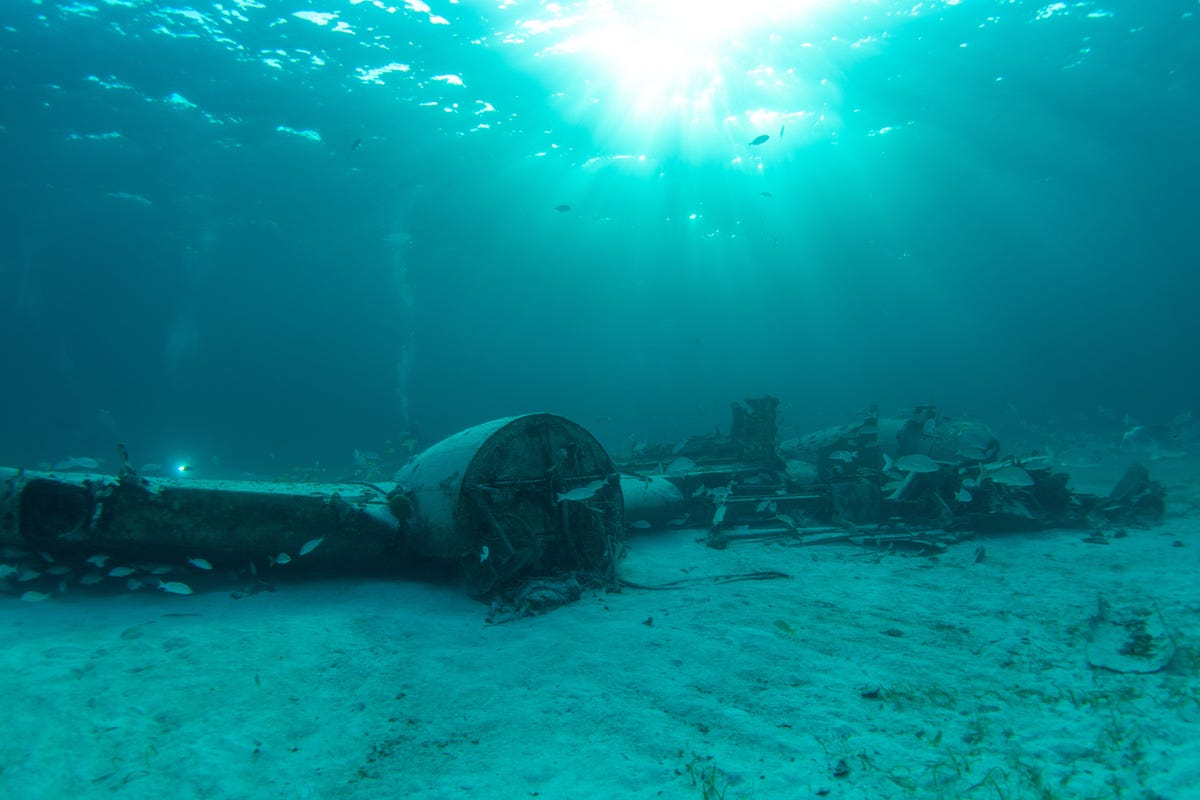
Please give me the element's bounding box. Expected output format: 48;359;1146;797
0;399;1166;618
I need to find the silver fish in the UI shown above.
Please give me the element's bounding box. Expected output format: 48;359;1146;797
988;465;1034;487
885;453;940;474
557;485;600;503
188;557;213;570
157;580;193;595
666;457;696;474
53;456;100;471
785;459;818;483
299;537;325;556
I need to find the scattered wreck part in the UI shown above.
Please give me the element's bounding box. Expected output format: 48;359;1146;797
786;406;998;482
730;395;781;462
486;574;583;623
851;532;951;556
393;413;622;597
632;399;1163;541
0;467;400;569
1086;593;1176;674
1097;463;1165;525
829;478;880;525
619;475;684;531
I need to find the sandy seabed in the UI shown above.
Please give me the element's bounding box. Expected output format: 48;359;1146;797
2;462;1198;800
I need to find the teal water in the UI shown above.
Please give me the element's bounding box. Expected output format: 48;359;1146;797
1;0;1196;474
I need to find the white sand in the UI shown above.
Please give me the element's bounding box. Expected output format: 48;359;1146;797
2;465;1198;799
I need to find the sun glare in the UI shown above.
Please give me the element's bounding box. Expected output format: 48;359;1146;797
532;0;836;156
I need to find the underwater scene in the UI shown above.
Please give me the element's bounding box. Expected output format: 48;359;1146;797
1;0;1198;797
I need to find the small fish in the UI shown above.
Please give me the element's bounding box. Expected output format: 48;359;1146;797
774;619;797;635
157;580;193;595
988;465;1034;487
480;545;489;563
749;134;769;146
630;520;652;529
108;566;137;577
779;125;785;141
886;472;916;501
785;459;818;483
557;485;600;503
127;578;145;591
53;456;100;471
957;446;991;462
829;450;857;463
1053;446;1104;468
956;488;973;503
0;564;16;579
187;557;213;570
272;553;292;565
299;537;325;556
351;136;363;151
17;567;41;582
884;453;940;474
105;192;152;206
1018;455;1053;472
46;565;72;576
666;457;696;474
554;204;571;212
86;554;110;568
79;571;105;585
21;591;51;602
759;191;773;198
755;499;777;514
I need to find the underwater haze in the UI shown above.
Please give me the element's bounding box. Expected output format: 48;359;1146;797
1;0;1197;475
